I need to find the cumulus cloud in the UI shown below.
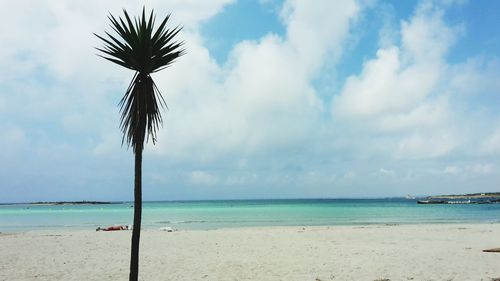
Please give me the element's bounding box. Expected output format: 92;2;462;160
2;0;500;201
149;0;360;161
332;1;457;119
329;0;497;160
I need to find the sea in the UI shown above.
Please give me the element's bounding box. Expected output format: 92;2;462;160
1;199;500;232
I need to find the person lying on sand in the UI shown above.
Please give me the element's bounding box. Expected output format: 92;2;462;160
96;225;130;231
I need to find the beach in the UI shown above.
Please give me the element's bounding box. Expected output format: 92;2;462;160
1;224;499;281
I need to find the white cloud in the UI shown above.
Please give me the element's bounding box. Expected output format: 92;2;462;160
400;2;461;62
333;46;442;117
379;168;395;177
93;131;122;156
333;2;458;119
439;163;494;180
448;57;500;97
148;0;360;161
330;0;480;160
443;165;459;174
343;171;356;180
0;126;27;154
2;0;500;201
482;128;500;154
281;0;359;73
468;163;493;175
189;170;219;185
394;132;459;159
297;170;337;186
225;173;258;186
0;0;235;162
0;0;234;100
376;99;450;132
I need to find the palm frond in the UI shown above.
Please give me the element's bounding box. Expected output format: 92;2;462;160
117;74;166;152
95;8;184;152
96;8;184;73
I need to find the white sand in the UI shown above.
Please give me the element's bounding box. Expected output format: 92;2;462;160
1;224;499;281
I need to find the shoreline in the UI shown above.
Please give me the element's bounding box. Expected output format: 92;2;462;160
2;223;499;280
3;220;500;234
5;221;500;233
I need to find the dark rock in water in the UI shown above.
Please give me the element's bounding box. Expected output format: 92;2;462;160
483;248;500;253
29;201;114;205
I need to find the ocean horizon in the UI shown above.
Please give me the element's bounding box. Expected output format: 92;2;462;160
2;198;499;232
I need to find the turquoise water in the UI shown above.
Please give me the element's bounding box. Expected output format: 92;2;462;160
1;199;499;232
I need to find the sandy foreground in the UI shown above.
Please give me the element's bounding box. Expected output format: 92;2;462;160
1;224;499;281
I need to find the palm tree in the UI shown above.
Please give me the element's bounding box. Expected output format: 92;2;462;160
95;8;184;281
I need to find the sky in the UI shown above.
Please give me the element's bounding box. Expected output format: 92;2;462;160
1;0;500;203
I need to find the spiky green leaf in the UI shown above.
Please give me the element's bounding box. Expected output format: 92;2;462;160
95;8;184;152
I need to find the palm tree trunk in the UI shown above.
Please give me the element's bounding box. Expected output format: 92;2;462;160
129;149;142;281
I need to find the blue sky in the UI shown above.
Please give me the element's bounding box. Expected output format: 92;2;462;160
1;0;500;203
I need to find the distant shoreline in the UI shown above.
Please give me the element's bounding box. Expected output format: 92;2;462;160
0;192;499;205
428;192;500;199
0;201;116;206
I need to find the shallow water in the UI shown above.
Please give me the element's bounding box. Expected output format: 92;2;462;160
1;199;499;232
